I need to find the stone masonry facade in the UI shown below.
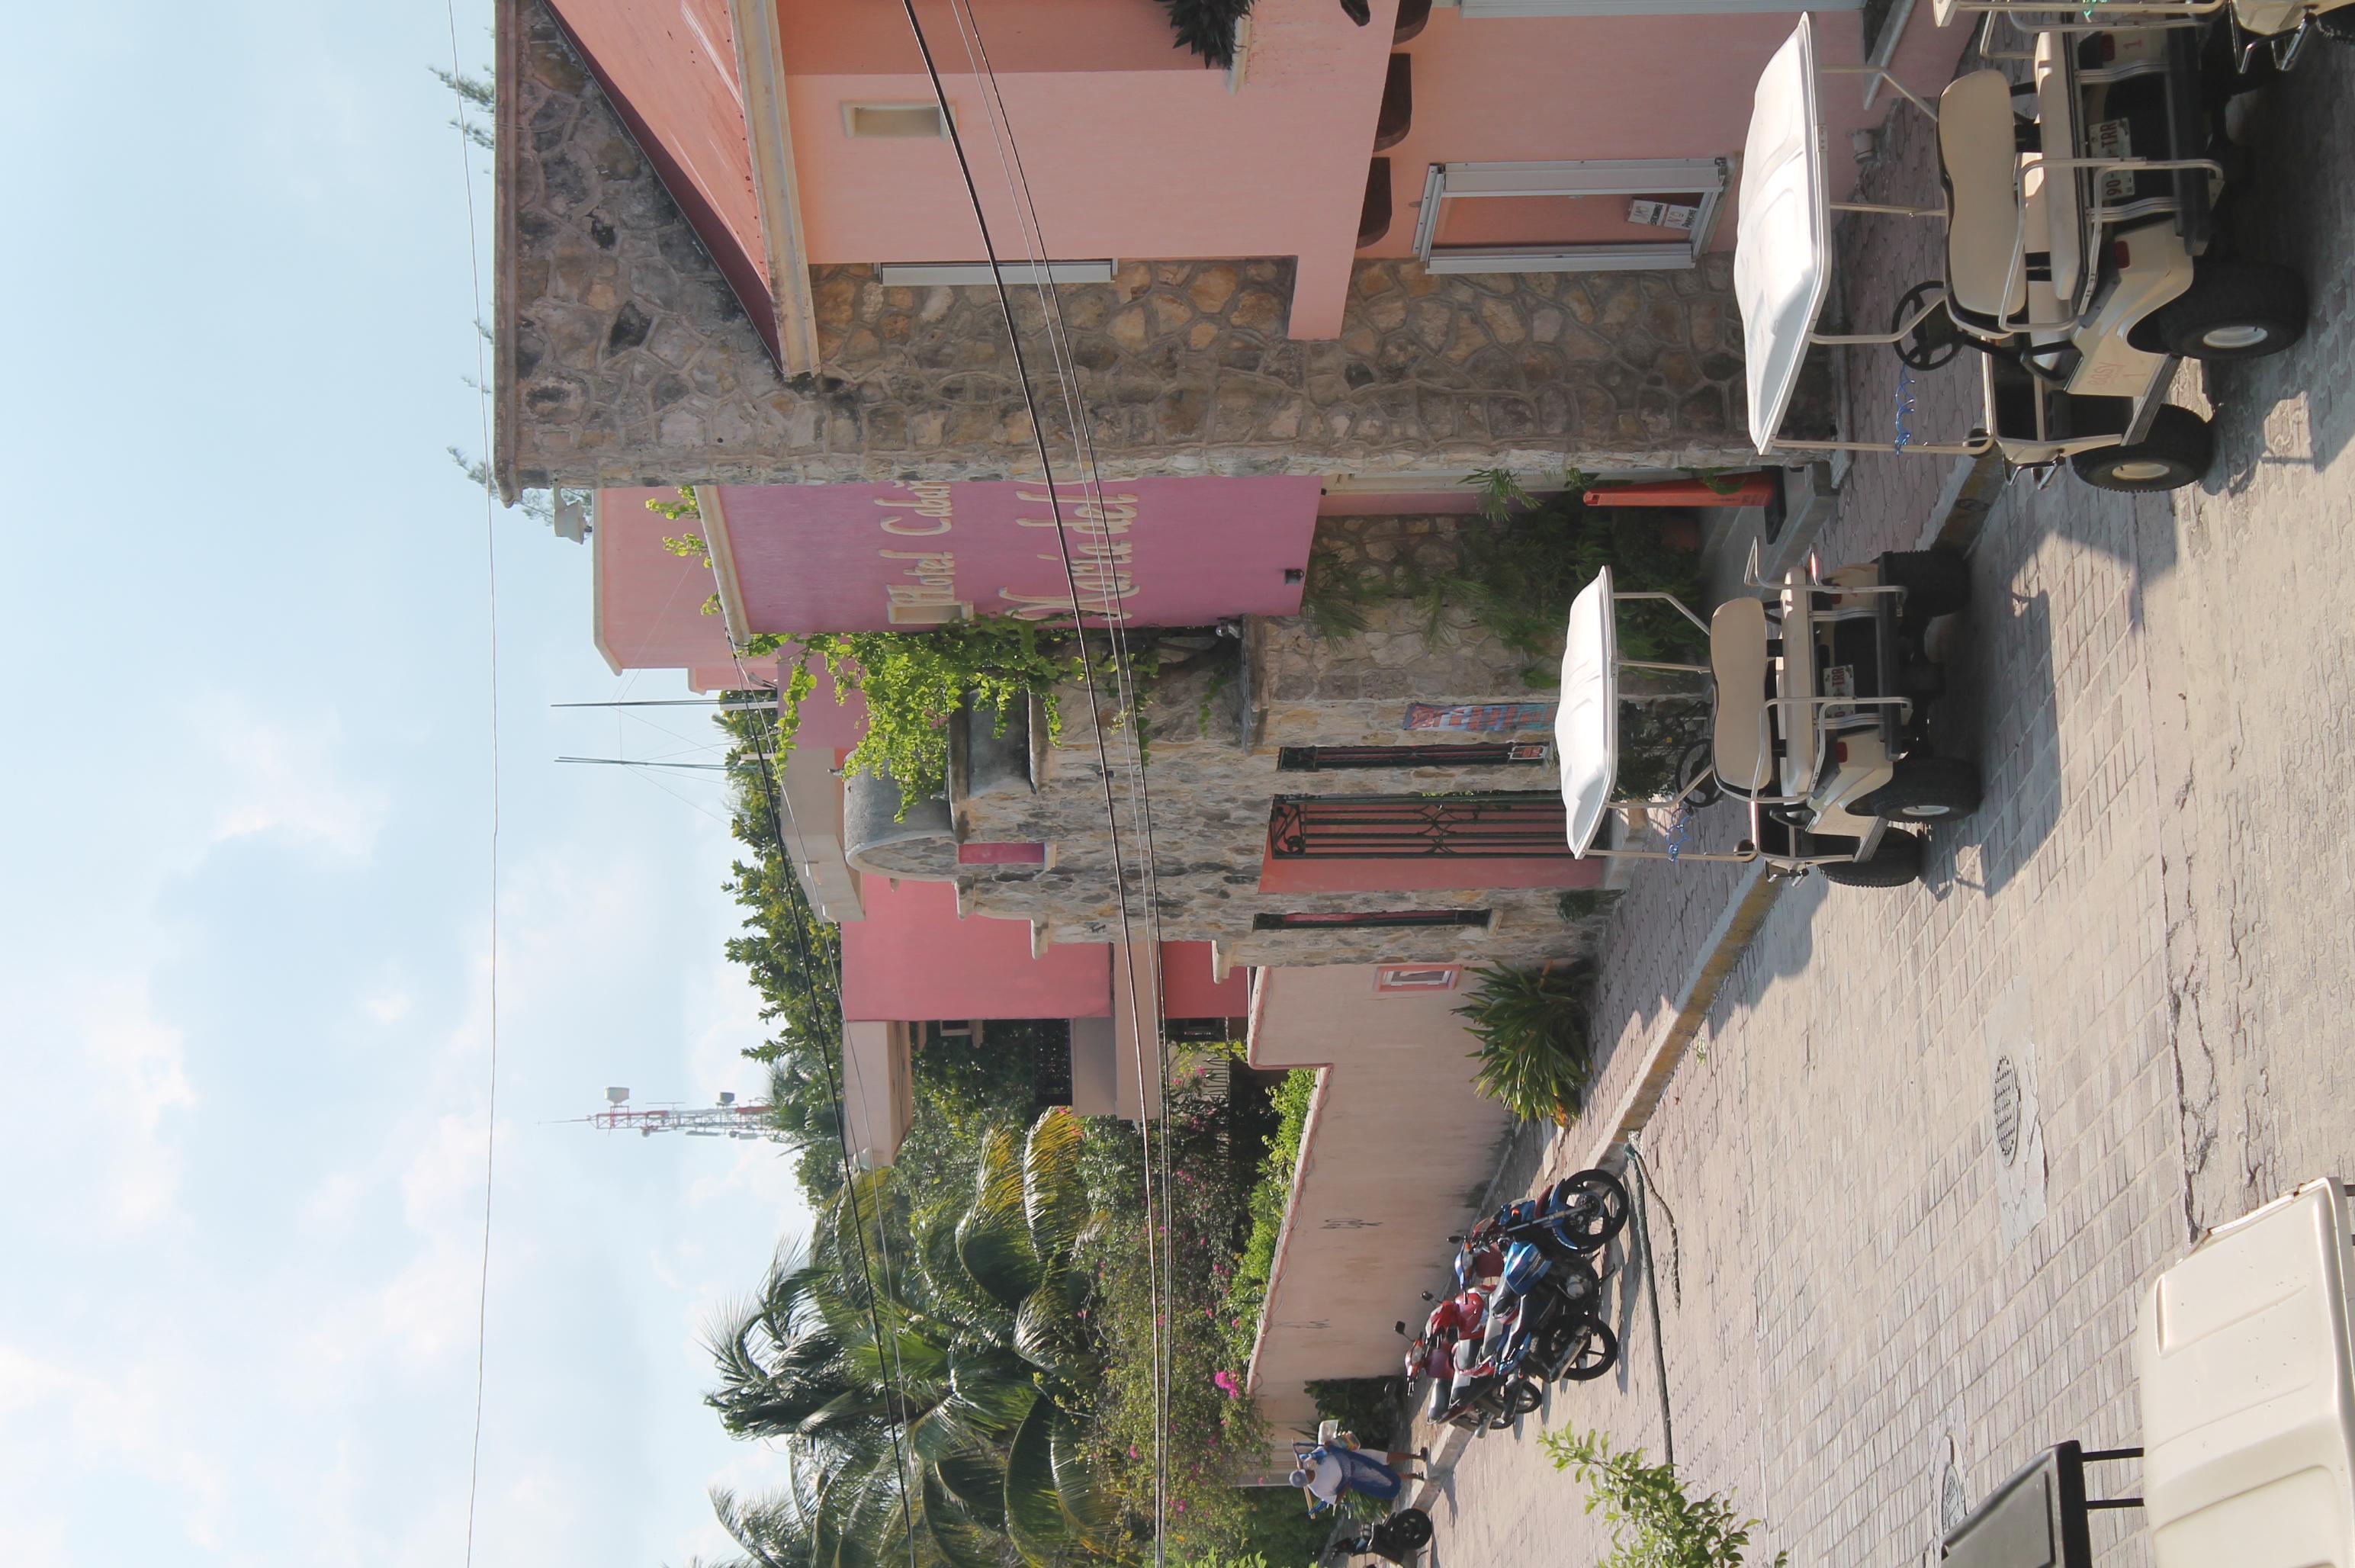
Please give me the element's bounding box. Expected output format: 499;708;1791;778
494;0;1771;499
943;513;1620;972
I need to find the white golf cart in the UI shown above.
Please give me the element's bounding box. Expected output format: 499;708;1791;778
1928;0;2355;72
1945;1176;2355;1568
1553;551;1977;890
1738;14;2306;494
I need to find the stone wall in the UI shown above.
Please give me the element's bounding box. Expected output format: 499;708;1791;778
946;515;1605;972
495;0;1770;500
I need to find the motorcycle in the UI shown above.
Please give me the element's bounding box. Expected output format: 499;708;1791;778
1480;1168;1631;1265
1321;1507;1435;1566
1487;1240;1621;1387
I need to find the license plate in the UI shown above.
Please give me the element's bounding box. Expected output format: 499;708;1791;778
2093;116;2134;204
1824;664;1856;723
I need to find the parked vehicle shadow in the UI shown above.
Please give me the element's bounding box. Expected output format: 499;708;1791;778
2204;59;2355;487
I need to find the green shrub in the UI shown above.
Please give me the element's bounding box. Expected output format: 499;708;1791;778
1457;962;1593;1124
1222;1068;1318;1362
1305;1376;1406;1452
1541;1428;1788;1568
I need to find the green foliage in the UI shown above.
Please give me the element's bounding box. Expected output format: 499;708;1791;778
1220;1068;1316;1364
1157;0;1255;68
430;63;495;152
647;486;702;521
1299;490;1700;676
778;619;1086;811
664;532;713;566
1456;962;1594;1125
1303;1377;1405;1453
1541;1429;1789;1568
1557;888;1617;923
704;1112;1110;1568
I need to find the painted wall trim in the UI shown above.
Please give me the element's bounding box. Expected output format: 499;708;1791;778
726;0;821;375
694;485;757;652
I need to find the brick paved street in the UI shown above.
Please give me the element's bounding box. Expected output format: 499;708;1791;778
1418;47;2355;1568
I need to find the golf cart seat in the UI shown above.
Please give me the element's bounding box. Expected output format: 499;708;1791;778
1939;70;2031;333
2032;34;2084;303
1710;598;1774;794
1941;1441;2144;1568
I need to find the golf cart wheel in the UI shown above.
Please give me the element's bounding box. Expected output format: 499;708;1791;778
1820;828;1925;888
1549;1168;1631;1252
2071;406;2215;493
1859;756;1982;821
2146;262;2308;361
1876;548;1971;619
1560;1320;1621;1383
1391;1510;1434;1549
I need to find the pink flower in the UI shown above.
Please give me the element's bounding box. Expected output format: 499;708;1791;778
1129;1446;1139;1459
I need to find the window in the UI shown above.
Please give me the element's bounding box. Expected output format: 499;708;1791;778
1267;792;1574;860
1277;744;1548;771
876;260;1118;288
1412;158;1730;273
1252;909;1494;931
1376;964;1463;993
843;101;953;140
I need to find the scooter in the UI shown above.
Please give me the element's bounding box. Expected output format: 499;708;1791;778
1321;1508;1435;1566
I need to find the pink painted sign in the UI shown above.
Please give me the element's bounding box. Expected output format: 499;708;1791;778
713;476;1322;631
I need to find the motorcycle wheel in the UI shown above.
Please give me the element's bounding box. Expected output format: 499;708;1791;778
1558;1319;1622;1383
1505;1376;1544;1415
1389;1509;1434;1550
1549;1168;1631;1252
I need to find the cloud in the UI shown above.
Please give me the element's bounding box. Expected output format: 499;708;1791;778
74;980;194;1229
189;694;387;860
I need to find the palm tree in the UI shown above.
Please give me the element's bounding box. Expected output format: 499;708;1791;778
705;1109;1113;1568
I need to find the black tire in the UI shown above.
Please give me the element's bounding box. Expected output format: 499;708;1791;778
1818;828;1926;888
1878;548;1971;619
2071;406;2215;493
1857;756;1982;821
2145;262;2307;361
1390;1510;1433;1550
1505;1377;1544;1416
1548;1168;1631;1252
1560;1320;1621;1383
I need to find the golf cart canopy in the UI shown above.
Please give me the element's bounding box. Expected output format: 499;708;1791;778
1554;567;1620;857
1735;14;1833;455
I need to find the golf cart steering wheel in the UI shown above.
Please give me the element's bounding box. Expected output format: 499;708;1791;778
1891;281;1963;371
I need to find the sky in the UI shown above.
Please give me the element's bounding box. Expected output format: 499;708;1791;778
0;4;805;1564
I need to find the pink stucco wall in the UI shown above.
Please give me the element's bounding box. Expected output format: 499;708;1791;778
840;878;1112;1022
1243;966;1517;1434
714;475;1322;631
773;0;1396;337
1161;941;1251;1020
595;488;737;673
1362;5;1881;261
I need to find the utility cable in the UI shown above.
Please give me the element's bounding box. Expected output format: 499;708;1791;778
445;5;501;1565
931;11;1188;1536
1624;1138;1675;1470
888;3;1180;1552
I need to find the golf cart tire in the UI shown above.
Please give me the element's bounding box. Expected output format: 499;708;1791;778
1819;829;1925;888
1858;756;1982;821
2071;406;2215;493
2147;262;2308;361
1877;548;1971;619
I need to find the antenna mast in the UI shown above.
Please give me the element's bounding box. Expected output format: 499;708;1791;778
593;1087;790;1141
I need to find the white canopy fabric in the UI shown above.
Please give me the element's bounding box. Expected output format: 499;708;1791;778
1735;15;1833;455
1554;567;1618;857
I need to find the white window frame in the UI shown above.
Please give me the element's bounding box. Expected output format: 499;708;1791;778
1460;0;1855;16
875;260;1118;288
1411;157;1730;274
840;100;957;139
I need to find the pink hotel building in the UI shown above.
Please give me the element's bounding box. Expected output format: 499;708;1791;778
534;0;1973;1163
